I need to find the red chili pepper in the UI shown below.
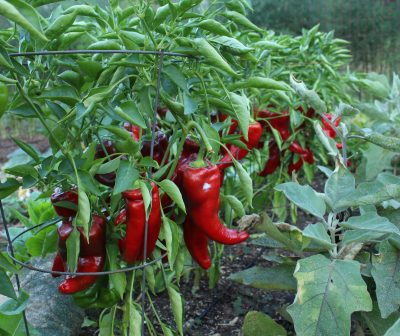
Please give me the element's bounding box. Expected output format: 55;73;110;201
181;137;200;159
259;140;281;176
55;215;106;294
116;182;161;263
256;109;290;141
123;123;141;141
157;107;168;118
219;121;263;170
336;143;343;149
288;157;304;175
322;113;341;138
289;141;306;155
51;252;64;278
182;157;249;245
301;148;315;164
51;187;78;218
183;218;212;269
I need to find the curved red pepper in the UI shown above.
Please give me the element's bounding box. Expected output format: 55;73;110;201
182;158;249;245
183;218;212;269
51;187;78;218
117;182;161;263
141;131;169;165
219;121;263;170
259;140;281;176
289;141;306;155
55;215;106;294
301;148;315;164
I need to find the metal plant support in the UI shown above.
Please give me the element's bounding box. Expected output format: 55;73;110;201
0;49;194;336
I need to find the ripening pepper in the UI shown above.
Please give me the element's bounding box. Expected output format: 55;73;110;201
52;215;106;294
259;140;281;176
322;113;341;138
182;157;249;245
115;182;161;263
124;123;141;141
51;187;78;218
219;121;263;170
94;140;117;187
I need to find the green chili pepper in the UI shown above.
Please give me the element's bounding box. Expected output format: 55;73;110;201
223;11;262;32
192;38;236;76
363;132;400;152
198;19;232;37
46;12;77;39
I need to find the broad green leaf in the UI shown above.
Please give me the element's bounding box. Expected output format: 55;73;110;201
117;101;147;129
0;253;18;273
324;166;355;211
275;182;326;219
0;178;21;200
227;92;250;140
360;300;400;336
372;240;400;318
385;318;400;336
229;264;296;291
158;179;186;213
163;65;187;91
341;211;400;244
363;144;395;181
302;223;334;250
26;226;57;258
99;309;115;336
288;255;372;336
243;311;287;336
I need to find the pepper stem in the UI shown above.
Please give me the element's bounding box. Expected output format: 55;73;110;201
186;121;213;153
190;146;207;168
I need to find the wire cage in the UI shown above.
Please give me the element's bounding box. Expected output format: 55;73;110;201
0;49;196;336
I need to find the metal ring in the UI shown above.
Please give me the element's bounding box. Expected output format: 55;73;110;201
8;49;195;58
6;218;168;276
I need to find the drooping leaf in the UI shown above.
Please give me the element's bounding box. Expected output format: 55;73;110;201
288;255;372;336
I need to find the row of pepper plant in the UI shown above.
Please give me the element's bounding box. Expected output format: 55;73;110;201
0;0;399;335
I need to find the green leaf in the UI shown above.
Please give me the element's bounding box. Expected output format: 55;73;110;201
243;311;287;336
26;226;57;258
228;92;250;141
113;160;139;195
341;211;400;244
66;227;80;273
302;223;334;250
0;290;29;315
275;182;326;219
233;159;253;206
167;284;184;336
117;101;147;129
372;240;400;318
11;137;40;163
161;217;180;268
314;122;340;157
75;189;91;239
0;178;21;200
0;270;17;300
163;65;187;91
362;144;395;181
385;318;400;336
290;75;327;114
158;179;186;213
0;0;48;41
222;194;245;218
229;264;296;291
198;19;232;37
288;255;372;336
0;253;18;273
211;36;253;54
324;165;355;211
361;300;400;336
107;244;126;299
